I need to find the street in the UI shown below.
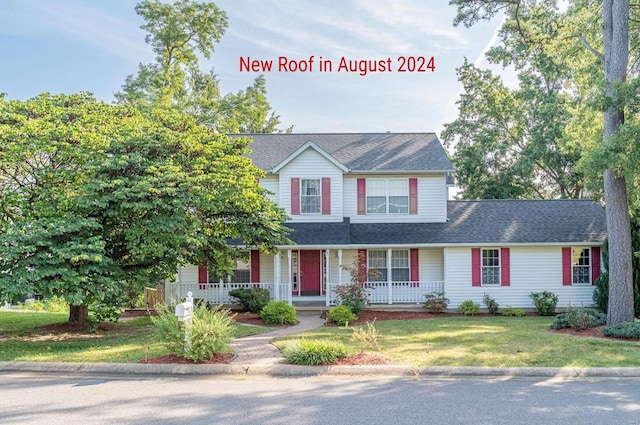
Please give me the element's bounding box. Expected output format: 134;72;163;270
1;372;639;424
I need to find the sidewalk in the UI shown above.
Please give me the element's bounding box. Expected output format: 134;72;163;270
2;312;640;378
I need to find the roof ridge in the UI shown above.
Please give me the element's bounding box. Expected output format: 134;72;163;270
448;199;598;203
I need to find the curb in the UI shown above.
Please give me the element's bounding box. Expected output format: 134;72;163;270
2;362;640;378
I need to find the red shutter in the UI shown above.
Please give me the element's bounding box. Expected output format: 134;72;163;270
357;178;366;215
358;249;367;285
471;248;481;287
322;177;331;215
410;248;419;287
291;178;300;215
198;264;208;289
562;247;572;286
591;246;601;285
409;178;418;214
250;250;260;285
500;247;510;286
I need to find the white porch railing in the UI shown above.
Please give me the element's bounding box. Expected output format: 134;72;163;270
167;281;276;305
326;281;445;306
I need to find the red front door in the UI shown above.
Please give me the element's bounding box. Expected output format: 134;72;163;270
300;250;321;296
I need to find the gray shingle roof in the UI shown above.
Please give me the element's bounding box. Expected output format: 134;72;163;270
233;133;454;173
282;200;606;246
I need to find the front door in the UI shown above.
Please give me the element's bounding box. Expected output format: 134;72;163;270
300;250;321;296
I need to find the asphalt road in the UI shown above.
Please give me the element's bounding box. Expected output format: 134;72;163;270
1;372;639;425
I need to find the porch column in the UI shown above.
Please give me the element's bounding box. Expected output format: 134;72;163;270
324;249;330;294
274;254;281;301
287;249;293;305
337;249;343;284
387;248;393;304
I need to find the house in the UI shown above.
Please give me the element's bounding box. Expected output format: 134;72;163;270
167;133;607;309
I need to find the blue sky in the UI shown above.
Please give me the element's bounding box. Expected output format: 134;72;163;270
0;0;502;134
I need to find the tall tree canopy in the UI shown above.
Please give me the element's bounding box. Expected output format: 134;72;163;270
0;93;289;323
448;0;640;324
115;0;286;133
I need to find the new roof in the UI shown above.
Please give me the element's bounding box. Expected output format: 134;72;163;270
284;199;606;246
233;133;454;173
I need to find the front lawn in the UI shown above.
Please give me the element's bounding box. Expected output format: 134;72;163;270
0;310;269;363
274;316;640;367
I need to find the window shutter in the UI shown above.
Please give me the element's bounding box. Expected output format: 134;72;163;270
471;248;481;287
357;178;366;215
591;246;601;285
409;178;418;214
321;177;331;215
198;264;208;289
358;249;367;285
500;247;510;286
291;178;300;215
410;248;419;287
562;247;572;285
250;250;260;284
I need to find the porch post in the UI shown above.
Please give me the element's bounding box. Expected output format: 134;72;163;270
219;279;224;305
338;249;343;284
325;249;330;295
274;254;281;301
387;248;393;304
287;249;293;306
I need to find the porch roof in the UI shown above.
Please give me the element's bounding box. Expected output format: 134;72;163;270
281;199;606;246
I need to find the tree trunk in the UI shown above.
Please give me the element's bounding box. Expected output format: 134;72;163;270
603;0;634;325
69;305;89;324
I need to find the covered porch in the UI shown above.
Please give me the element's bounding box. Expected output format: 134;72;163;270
166;247;445;307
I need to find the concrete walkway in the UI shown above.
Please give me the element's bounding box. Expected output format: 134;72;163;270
231;312;326;365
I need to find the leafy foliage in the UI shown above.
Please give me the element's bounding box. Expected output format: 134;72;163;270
336;252;374;316
483;292;499;315
327;305;357;326
459;300;480;316
423;292;450;312
602;321;640;339
17;297;69;313
259;301;297;325
283;338;350;365
350;321;380;353
228;288;271;313
501;306;526;317
530;291;558;316
550;307;606;330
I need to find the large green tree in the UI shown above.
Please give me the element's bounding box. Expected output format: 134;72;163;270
449;0;639;324
116;0;285;133
0;93;289;323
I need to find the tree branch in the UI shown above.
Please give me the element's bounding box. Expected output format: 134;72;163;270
578;34;604;62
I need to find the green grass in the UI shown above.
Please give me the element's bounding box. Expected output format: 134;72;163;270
274;316;640;367
0;310;270;362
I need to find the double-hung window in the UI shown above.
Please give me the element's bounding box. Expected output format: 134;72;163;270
367;250;410;282
301;179;321;214
572;248;591;284
482;249;500;285
366;179;408;214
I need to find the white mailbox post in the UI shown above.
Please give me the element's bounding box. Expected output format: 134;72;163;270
175;291;194;353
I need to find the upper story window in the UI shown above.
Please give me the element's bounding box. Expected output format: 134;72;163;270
366;179;409;214
572;248;591;284
301;179;321;214
482;248;500;285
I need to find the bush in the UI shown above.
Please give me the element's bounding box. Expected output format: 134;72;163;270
260;301;297;325
424;292;449;312
152;303;235;362
550;306;606;330
501;306;526;317
483;292;499;315
228;287;270;313
351;321;379;352
283;338;350;365
459;300;480;316
334;283;369;316
327;305;357;326
17;296;68;313
530;291;558;316
602;321;640;339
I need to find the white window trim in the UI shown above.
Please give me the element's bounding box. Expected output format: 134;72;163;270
367;249;410;282
366;178;409;215
300;178;321;215
481;248;501;286
571;247;591;285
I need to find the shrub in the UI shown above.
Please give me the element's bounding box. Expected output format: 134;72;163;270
602;321;640;339
334;283;369;316
550;306;607;330
152;303;235;362
501;306;526;317
18;296;68;313
351;321;380;352
459;300;480;316
327;305;357;326
228;287;271;313
530;291;558;316
260;301;297;325
483;292;499;315
283;338;350;365
424;292;449;313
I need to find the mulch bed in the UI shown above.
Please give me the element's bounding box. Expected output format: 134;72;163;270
141;353;234;364
334;352;393;365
